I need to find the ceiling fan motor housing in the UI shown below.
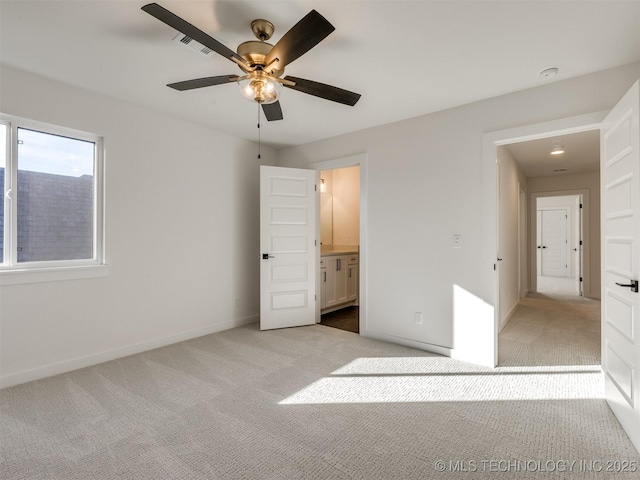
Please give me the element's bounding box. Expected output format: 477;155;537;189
237;40;284;77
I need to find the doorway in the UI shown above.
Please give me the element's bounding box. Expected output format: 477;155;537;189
485;83;640;452
319;165;360;333
535;194;583;297
485;111;605;368
311;154;367;335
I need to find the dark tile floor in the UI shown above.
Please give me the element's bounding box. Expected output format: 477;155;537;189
320;306;359;334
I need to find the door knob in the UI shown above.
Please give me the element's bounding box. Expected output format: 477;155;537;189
615;280;639;293
262;253;274;260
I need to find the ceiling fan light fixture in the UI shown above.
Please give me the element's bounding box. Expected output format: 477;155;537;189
238;72;281;104
550;145;565;155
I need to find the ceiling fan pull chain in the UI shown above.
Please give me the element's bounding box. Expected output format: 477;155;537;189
257;103;261;160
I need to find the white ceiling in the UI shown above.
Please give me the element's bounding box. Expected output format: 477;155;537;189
504;130;601;178
1;1;639;149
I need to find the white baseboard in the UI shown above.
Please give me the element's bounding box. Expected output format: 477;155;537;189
499;301;520;333
0;315;258;389
362;329;452;357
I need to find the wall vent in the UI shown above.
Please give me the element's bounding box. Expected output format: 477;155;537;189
553;168;569;173
172;33;214;56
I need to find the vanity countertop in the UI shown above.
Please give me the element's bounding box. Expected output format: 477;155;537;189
321;245;359;256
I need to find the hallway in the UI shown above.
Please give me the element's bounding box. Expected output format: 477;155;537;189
499;291;600;367
536;275;582;297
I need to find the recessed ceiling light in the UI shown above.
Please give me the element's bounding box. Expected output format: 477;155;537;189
539;67;559;79
550;145;565;155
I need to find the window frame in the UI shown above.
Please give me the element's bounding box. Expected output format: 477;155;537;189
0;114;107;285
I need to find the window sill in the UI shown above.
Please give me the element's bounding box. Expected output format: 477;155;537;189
0;264;109;286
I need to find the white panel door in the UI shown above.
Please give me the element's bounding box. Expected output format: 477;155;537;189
260;166;318;330
536;210;542;273
540;209;567;277
601;80;640;451
575;196;583;295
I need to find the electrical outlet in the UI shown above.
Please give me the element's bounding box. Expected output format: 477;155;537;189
415;312;423;325
453;234;462;248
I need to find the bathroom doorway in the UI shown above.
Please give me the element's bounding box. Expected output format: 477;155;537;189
318;165;360;333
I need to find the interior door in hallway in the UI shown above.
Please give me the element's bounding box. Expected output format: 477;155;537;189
260;166;319;330
540;209;567;277
574;196;583;295
601;80;640;452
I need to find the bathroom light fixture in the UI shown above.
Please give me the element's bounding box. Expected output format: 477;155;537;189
320;178;326;192
550;145;565;155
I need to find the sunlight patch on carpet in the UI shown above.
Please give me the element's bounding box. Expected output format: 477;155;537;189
280;357;603;404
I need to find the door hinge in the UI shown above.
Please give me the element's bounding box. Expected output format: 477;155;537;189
315;184;317;191
493;263;496;271
580;277;583;282
580;203;583;208
580;240;583;245
315;294;317;301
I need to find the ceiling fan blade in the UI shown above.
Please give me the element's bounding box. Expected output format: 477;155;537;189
283;76;361;106
262;102;284;121
264;10;335;71
167;75;238;91
142;3;248;67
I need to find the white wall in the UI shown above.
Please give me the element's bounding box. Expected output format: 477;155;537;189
0;65;276;387
528;173;600;298
277;63;638;355
331;166;360;245
497;146;527;331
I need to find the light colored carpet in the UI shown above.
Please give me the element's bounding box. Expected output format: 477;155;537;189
1;296;639;479
537;275;580;296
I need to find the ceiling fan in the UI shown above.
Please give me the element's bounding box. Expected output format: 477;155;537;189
142;3;361;121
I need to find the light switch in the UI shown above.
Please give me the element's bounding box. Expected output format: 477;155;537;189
453;234;462;248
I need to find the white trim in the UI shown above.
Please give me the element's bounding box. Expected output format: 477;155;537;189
0;264;109;285
310;153;367;336
365;329;452;358
483;110;608;367
0;315;258;389
499;300;520;333
310;154;365;171
0;113;106;273
530;189;591;297
518;183;527;298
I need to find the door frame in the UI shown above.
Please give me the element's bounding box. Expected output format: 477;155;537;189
518;183;527;298
483;111;608;366
531;192;588;294
310;153;367;333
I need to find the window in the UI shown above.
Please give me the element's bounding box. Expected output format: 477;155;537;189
0;115;105;283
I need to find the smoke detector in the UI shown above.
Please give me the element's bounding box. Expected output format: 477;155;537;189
539;67;559;79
